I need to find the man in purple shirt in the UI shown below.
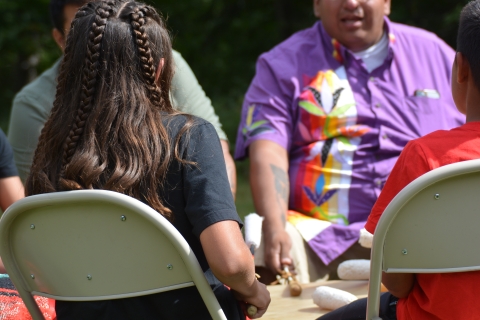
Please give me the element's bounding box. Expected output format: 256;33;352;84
235;0;464;283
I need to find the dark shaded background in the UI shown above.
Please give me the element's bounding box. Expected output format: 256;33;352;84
0;0;470;213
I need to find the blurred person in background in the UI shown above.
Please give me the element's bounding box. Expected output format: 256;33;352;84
235;0;464;283
8;0;237;198
0;128;24;272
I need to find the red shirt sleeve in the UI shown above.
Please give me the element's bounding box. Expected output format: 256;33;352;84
365;140;431;234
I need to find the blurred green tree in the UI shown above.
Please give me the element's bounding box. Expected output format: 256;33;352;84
0;0;60;128
0;0;470;215
0;0;468;136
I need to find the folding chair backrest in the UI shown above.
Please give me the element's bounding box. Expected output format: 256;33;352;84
367;159;480;320
0;190;227;320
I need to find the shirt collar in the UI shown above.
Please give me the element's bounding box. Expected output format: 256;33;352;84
320;16;396;66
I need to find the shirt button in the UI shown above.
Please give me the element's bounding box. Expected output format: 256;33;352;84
375;179;382;187
369;77;376;82
382;134;388;140
375;103;381;108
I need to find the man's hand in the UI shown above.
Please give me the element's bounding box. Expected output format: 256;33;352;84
249;140;292;275
263;225;293;274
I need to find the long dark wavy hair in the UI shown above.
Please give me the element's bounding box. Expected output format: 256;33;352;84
26;0;193;220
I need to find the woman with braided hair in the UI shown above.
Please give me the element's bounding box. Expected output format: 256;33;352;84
25;0;270;319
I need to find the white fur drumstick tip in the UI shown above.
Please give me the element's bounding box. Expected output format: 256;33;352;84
337;259;371;280
244;213;264;250
358;228;373;248
312;286;358;310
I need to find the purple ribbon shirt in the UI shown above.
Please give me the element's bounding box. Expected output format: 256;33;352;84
235;18;464;265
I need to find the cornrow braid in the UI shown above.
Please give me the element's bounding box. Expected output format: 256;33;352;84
28;5;92;189
130;6;163;107
61;1;114;168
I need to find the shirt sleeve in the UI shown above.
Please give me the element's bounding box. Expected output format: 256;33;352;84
365;140;431;234
181;121;242;238
0;129;19;179
170;50;228;141
234;54;293;159
8;93;50;182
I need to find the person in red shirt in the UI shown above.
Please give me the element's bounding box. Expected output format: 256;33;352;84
319;1;480;319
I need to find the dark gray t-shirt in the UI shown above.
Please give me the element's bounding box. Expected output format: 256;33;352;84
56;115;243;320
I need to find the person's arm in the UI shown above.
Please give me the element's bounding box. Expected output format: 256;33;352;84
0;175;24;274
170;51;237;197
366;141;432;299
249;140;292;274
200;220;270;318
382;273;415;298
220;140;237;199
182;121;269;317
0;176;24;212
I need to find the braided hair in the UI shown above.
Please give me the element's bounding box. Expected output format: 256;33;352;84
26;0;188;220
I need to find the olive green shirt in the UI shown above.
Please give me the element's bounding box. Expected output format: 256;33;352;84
8;50;227;182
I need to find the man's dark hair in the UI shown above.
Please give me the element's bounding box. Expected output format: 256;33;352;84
458;0;480;88
50;0;89;34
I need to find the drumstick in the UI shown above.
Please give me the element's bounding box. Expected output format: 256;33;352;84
244;214;264;318
283;266;302;297
247;304;258;317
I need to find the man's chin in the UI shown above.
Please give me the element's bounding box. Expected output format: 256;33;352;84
338;33;374;52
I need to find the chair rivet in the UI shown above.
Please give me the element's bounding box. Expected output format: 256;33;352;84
30;224;35;229
120;215;126;221
167;264;173;270
434;194;440;200
30;274;35;279
402;249;408;255
87;274;92;280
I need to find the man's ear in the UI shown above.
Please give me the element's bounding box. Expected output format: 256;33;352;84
155;58;165;82
384;0;392;16
52;28;66;52
456;52;470;84
313;0;321;19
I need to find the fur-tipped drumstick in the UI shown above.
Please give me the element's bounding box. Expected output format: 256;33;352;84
244;213;264;318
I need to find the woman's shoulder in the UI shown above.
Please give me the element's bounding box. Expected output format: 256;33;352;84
163;113;216;136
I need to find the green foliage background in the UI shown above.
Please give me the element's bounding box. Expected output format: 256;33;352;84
0;0;470;214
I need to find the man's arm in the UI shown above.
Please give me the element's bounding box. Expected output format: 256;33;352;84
170;50;236;197
220;140;237;199
249;140;292;274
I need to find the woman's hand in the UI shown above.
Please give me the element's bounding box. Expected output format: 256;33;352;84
200;220;271;317
233;280;271;318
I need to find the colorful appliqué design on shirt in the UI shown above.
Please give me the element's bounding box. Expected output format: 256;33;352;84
241;104;273;140
293;68;370;225
331;39;344;64
389;32;396;44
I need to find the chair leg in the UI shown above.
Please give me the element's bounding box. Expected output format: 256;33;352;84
17;290;45;320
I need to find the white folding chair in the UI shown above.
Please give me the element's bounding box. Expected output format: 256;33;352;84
0;190;227;320
366;159;480;320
